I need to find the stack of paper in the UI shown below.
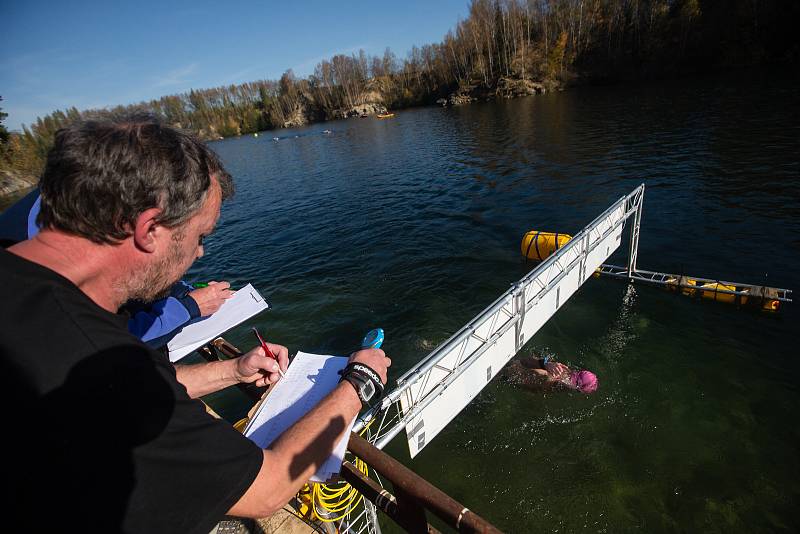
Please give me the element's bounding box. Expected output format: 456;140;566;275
243;351;354;482
167;283;269;362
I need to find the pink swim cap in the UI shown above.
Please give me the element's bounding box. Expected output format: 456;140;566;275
569;370;598;393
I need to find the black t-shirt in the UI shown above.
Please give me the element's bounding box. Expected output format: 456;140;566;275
0;248;263;533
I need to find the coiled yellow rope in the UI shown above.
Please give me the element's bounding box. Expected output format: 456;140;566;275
311;456;368;522
308;419;375;523
237;405;377;526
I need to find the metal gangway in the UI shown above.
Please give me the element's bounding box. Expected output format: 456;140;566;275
354;184;791;457
334;183;790;532
353;184;645;456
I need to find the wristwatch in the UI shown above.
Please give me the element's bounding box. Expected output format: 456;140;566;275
340;362;385;406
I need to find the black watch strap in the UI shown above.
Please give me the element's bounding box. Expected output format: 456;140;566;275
339;362;385;406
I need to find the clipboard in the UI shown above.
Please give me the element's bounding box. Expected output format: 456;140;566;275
167;283;269;362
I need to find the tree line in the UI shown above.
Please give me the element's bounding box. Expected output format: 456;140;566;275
2;0;797;180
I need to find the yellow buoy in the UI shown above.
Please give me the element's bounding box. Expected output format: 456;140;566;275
521;231;571;261
699;282;740;304
666;276;698;296
682;278;697;296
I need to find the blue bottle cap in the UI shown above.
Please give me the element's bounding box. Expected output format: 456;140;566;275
361;328;385;349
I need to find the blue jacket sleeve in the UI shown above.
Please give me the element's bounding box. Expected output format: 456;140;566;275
128;296;193;347
27;194;42;239
126;281;204;349
0;188;40;246
169;282;202;319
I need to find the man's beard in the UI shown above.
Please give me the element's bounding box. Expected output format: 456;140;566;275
126;232;188;303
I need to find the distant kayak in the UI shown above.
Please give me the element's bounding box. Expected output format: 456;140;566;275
376;113;395;119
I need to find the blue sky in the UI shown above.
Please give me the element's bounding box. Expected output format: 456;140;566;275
1;0;468;131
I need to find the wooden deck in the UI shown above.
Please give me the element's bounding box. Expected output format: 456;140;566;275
211;506;322;534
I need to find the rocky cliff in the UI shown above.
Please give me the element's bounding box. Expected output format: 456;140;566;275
0;169;37;198
438;76;559;107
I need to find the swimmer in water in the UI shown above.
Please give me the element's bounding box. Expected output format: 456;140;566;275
503;355;598;394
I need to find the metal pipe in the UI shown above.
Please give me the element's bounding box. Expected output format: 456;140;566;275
340;462;439;533
627;184;644;275
348;434;503;533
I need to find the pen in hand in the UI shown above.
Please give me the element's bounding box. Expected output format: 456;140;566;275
252;327;286;379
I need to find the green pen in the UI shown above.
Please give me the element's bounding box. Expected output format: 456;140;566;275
192;282;238;291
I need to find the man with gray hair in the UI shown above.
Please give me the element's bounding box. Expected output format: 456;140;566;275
0;117;391;533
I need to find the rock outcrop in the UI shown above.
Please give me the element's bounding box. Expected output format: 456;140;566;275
448;93;477;106
328;81;389;119
330;102;389;120
0;169;37;198
494;77;548;98
282;105;312;128
440;77;558;107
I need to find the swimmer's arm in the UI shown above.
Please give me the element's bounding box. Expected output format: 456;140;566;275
519;357;551;377
544;361;571;381
519;357;546;370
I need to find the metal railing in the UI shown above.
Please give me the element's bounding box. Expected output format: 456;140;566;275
199;339;503;533
352;185;646;456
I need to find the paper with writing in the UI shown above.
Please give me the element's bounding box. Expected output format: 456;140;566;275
167;283;269;362
243;351;354;482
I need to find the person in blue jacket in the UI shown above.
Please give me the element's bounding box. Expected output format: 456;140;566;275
125;279;232;348
0;188;232;348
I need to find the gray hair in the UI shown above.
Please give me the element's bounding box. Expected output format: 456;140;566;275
38;115;233;244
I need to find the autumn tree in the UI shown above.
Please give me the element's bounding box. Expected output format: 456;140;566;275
4;0;797;179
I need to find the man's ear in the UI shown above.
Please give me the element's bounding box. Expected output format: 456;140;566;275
132;208;163;253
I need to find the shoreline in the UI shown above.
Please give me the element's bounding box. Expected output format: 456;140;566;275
0;170;37;205
3;65;794;204
197;75;563;143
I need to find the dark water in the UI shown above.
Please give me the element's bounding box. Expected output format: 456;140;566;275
190;71;799;533
0;185;35;212
8;72;792;532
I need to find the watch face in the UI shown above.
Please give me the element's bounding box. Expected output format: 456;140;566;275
361;380;376;401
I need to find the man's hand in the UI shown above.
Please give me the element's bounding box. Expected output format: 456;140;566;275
229;347;391;518
235;343;290;387
189;281;233;316
347;348;392;384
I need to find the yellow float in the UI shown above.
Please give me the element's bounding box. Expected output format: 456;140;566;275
699;282;740;304
521;231;571;261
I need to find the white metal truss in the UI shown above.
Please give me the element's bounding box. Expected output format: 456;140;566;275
340;181;792;533
597;264;792;302
335;498;381;534
353;184;646;456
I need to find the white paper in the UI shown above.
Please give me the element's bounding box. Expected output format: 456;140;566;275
167;283;269;362
243;351;355;482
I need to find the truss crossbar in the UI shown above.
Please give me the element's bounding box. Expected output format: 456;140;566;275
353;185;646;457
598;264;792;302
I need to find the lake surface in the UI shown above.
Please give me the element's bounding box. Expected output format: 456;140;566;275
9;71;796;532
194;71;798;533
